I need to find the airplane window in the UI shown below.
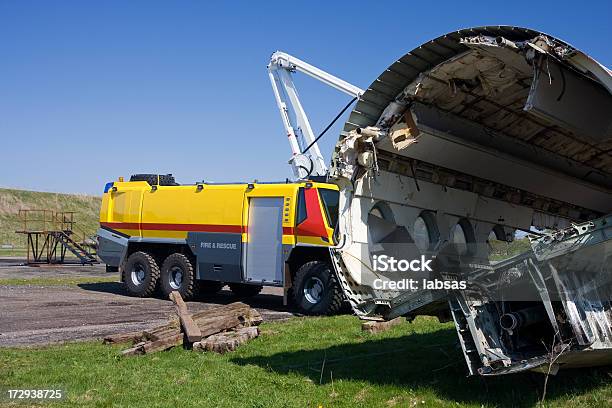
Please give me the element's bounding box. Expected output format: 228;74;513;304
414;217;430;251
370;207;384;219
451;222;468;255
414;212;439;252
368;202;394;222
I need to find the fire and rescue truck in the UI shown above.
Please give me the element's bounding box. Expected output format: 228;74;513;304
97;52;364;315
98;176;344;314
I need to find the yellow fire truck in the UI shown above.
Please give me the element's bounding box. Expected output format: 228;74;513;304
97;174;344;315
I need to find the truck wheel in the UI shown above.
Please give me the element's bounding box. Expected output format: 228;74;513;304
129;173;177;186
160;253;196;301
293;261;343;315
123;251;160;297
229;283;263;298
198;280;224;295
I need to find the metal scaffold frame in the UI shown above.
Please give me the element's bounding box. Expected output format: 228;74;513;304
15;209;97;265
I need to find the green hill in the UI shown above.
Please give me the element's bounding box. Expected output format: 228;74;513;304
0;188;101;254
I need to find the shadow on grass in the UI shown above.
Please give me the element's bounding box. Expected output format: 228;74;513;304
77;282;296;314
231;328;610;407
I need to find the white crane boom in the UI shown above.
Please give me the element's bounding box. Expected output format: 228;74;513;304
267;51;364;179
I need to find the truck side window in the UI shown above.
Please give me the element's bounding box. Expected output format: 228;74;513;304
296;188;307;225
319;189;339;229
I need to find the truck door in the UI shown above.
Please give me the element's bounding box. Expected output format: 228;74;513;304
243;194;284;284
295;186;338;246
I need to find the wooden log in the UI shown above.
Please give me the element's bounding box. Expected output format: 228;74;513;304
169;291;202;343
361;317;403;334
145;326;179;341
104;320;179;346
142;320;180;341
191;302;255;321
102;331;145;345
193;327;259;354
121;341;147;356
120;333;184;356
197;309;262;338
142;333;183;354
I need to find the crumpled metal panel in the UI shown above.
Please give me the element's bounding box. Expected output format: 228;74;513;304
444;214;612;375
343;26;541;134
532;215;612;348
525;58;612;143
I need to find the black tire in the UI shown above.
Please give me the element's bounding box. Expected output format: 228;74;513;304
229;283;263;298
292;261;343;315
160;253;196;300
198;280;224;295
129;174;177;186
123;251;160;297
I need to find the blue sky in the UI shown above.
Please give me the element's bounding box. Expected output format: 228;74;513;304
1;1;610;195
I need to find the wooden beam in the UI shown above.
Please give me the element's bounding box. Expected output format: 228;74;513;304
193;327;259;354
169;291;202;343
102;331;145;345
120;334;184;356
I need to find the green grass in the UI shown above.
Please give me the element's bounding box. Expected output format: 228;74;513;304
1;316;610;407
0;276;116;286
489;237;532;261
0;248;27;257
0;188;101;251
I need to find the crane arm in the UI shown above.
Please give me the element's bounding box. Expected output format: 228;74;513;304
268;51;364;179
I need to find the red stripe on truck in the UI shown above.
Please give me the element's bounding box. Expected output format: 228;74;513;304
101;221;242;234
101;222;300;236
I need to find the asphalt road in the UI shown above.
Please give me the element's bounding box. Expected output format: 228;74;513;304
0;263;295;347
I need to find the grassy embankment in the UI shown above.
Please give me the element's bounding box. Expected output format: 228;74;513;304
0;188;101;257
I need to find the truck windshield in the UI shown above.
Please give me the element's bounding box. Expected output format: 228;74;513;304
319;189;339;229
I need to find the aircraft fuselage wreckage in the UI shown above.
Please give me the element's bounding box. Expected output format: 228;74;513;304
327;26;611;376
